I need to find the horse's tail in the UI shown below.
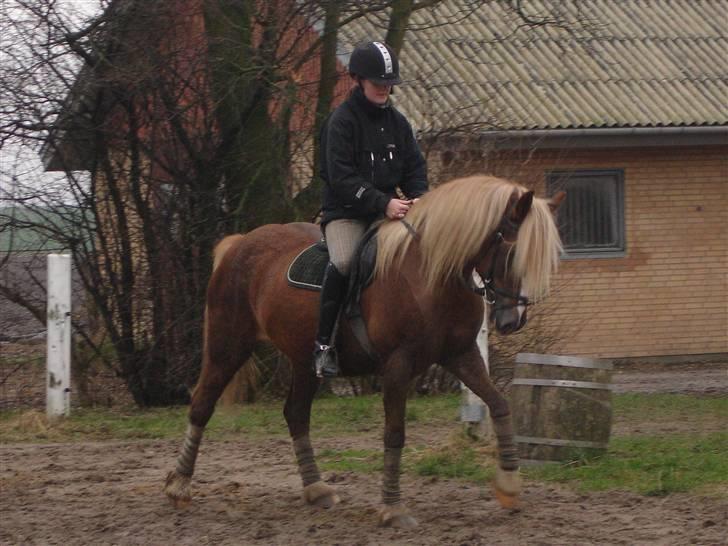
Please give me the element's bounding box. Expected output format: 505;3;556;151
212;234;245;271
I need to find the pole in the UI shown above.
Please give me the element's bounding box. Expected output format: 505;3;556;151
47;254;72;418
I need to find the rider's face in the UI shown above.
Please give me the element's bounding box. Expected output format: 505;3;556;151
360;78;392;105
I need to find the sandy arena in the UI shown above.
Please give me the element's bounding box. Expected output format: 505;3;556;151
1;363;726;545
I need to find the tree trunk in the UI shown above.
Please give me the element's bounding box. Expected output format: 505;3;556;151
294;0;342;219
386;0;415;54
204;0;294;232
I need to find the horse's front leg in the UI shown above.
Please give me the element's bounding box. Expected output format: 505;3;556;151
443;345;522;509
379;351;419;529
284;363;340;508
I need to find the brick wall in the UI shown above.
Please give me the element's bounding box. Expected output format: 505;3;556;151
431;144;727;359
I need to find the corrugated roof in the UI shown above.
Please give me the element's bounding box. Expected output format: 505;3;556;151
338;0;727;132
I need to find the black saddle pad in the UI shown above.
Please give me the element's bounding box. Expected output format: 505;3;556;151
286;227;379;294
287;240;329;291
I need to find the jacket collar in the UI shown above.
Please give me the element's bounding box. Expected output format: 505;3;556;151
350;86;390;117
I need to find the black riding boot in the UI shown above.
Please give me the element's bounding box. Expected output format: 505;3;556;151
313;262;348;378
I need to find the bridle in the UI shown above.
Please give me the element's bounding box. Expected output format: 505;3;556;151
472;221;531;311
400;217;530;310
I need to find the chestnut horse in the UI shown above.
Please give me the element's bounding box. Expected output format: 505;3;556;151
165;175;564;528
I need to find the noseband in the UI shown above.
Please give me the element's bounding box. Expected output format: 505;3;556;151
473;231;531;310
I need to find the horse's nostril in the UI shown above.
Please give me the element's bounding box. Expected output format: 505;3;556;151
496;311;520;335
496;319;516;335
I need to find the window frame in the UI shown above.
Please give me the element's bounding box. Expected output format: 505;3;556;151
546;169;626;259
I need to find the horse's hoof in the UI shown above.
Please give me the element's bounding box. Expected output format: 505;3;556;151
493;467;522;511
171;496;192;510
303;481;340;509
379;504;419;529
313;493;340;509
165;470;192;509
494;487;520;510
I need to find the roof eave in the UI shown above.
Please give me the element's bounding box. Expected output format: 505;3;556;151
423;125;728;150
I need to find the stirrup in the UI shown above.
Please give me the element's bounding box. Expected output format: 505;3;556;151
314;344;339;378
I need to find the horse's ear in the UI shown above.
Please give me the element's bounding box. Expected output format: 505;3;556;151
512;191;534;224
549;191;566;213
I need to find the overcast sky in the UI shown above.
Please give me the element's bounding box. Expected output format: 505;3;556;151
0;0;103;205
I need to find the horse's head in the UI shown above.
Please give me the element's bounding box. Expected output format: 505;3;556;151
475;190;565;335
374;176;564;334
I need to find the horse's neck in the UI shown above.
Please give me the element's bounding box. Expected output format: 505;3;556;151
366;247;483;360
395;244;470;307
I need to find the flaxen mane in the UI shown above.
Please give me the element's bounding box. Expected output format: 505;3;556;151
374;175;562;300
513;189;563;300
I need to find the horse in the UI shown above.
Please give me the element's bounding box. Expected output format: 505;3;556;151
164;175;564;529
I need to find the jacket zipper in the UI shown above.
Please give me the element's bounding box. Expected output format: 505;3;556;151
370;151;375;187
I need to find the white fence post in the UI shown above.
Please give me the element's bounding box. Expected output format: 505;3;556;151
47;254;72;418
460;320;492;440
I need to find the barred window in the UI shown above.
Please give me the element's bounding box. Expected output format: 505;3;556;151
546;169;625;258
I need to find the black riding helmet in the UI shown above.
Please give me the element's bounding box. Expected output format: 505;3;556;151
348;41;402;86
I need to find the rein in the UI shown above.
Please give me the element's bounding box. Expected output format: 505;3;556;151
400;219;419;240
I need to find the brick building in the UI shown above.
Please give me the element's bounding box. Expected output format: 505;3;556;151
484;145;725;358
340;1;727;359
45;1;727;361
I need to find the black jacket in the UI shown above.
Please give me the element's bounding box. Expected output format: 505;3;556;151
319;87;428;226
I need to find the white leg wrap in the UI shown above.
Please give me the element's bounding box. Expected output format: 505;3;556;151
491;414;519;471
293;435;321;487
176;424;204;477
382;447;402;505
494;467;522;496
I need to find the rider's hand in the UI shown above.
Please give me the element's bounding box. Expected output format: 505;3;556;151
385;198;412;220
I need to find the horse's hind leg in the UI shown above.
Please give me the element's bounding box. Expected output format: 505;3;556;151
165;309;254;508
284;362;340;508
444;346;521;509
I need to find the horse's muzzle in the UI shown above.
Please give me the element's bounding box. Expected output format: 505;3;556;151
493;307;527;335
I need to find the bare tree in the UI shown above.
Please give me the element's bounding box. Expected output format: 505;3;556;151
0;0;404;405
1;0;595;405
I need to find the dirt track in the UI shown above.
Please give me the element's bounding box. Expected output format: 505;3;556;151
613;362;728;397
1;364;727;545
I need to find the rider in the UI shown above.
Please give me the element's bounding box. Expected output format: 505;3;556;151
314;40;428;378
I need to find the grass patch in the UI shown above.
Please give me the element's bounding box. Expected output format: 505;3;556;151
0;393;461;443
413;445;495;484
524;394;728;496
526;432;728;496
2;392;725;498
318;448;383;473
614;393;728;423
0;404;289;442
0;407;190;442
316;441;497;484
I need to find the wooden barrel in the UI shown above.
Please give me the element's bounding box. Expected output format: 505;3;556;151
509;353;613;464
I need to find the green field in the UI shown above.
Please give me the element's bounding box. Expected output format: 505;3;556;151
1;392;726;497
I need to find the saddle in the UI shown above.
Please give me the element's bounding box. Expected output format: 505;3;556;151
286;226;380;361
